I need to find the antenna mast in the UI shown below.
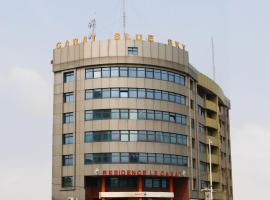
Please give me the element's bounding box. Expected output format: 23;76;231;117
211;37;216;81
123;0;126;37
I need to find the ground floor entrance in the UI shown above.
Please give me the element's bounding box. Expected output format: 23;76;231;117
85;176;188;200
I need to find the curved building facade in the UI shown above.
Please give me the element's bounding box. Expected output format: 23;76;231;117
52;39;233;200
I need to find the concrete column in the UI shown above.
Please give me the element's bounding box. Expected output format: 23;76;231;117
138;176;143;200
169;177;174;200
101;176;106;200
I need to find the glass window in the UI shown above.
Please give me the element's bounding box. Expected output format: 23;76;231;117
120;131;129;141
176;114;186;125
169;93;175;102
146;89;154;99
164;154;171;164
138;110;146;119
147;110;154;120
177;134;187;145
129;153;139;163
63;133;73;144
84;132;94;143
153;179;160;188
138;89;146;98
163;133;170;143
112;153;120;163
129;110;137;119
144;178;152;188
64;71;74;83
85;69;93;79
120;67;128;77
121;153;129;163
102;67;110;77
161;179;167;188
175;94;181;104
146;68;154;78
111;131;120;141
93;89;102;98
128;67;137;77
169;113;176;122
168;72;175;82
62;176;73;188
178;156;188;166
147;131;155;141
161;71;168;81
154;90;162;100
120;88;128;98
170;134;176;144
138;131;147;141
154;111;163;120
85;110;93;121
111;67;119;77
128;47;138;56
171;155;177;164
120;109;129;119
129;88;137;98
156;154;163;163
85;89;93;100
148;153;156;163
84;154;93;164
162;112;169;121
64;92;74;102
139;153;147;163
111;109;120;119
111;88;120;98
162;91;169;101
156;132;162;142
102;88;110;98
154;69;161;79
175;74;181;84
62;155;73;166
94;68;101;78
137;68;145;77
63;112;74;123
130;131;138;141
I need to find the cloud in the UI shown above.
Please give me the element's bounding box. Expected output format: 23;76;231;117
231;124;270;199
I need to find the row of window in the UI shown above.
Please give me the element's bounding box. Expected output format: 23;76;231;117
84;109;187;125
84;67;185;86
84;88;186;105
84;130;187;145
84;153;188;166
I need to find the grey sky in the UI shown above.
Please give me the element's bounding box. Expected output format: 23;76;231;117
0;0;269;199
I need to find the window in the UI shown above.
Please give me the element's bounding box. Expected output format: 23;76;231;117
64;92;74;102
177;156;188;166
162;112;169;121
146;68;154;78
147;131;155;141
120;67;128;77
177;134;187;145
93;89;102;98
102;88;110;98
137;68;145;77
120;88;128;98
171;155;177;164
85;69;93;79
169;93;175;102
130;131;138;141
128;47;138;56
162;91;169;101
199;142;207;153
146;89;154;99
64;71;74;83
85;132;93;142
111;131;120;141
93;68;101;78
62;176;73;188
85;110;93;120
85;89;93;100
168;72;175;82
154;111;163;120
102;67;110;77
138;110;146;119
129;110;137;119
169;113;176;122
63;112;73;123
138;89;146;98
164;154;171;164
147;110;154;120
161;70;168;81
120;109;129;119
154;69;161;79
170;134;176;144
120;131;129;141
84;153;93;164
112;153;120;163
129;153;139;163
154;90;162;100
148;153;155;163
129;88;137;98
62;155;73;166
138;131;147;141
128;67;137;77
111;88;120;98
139;153;147;163
200;162;207;172
63;133;73;144
156;154;163;163
121;153;129;163
111;67;119;77
111;109;120;119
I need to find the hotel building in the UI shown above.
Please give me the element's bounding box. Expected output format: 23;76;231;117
52;37;233;200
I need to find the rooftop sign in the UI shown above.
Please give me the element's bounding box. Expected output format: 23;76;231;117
55;33;185;50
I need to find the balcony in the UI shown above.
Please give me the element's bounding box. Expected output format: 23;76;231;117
205;99;217;112
207;154;219;165
205;117;218;130
208;172;220;182
207;135;219;147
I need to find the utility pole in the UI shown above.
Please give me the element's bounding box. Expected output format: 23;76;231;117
211;37;216;81
209;139;213;200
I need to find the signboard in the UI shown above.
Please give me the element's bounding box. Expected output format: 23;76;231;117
99;192;174;198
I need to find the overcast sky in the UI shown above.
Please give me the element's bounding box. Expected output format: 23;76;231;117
0;0;269;199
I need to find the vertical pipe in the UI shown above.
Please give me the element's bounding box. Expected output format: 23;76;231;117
101;176;106;200
169;177;174;200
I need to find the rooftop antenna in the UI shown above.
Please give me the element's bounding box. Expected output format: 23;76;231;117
123;0;126;37
211;37;216;81
88;18;96;40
